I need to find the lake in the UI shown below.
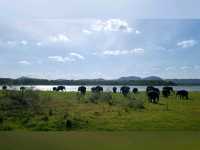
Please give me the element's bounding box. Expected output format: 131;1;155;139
1;85;200;92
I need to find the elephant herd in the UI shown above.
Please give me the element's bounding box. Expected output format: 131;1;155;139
21;85;189;103
1;85;189;104
52;85;189;104
52;85;137;96
146;86;189;104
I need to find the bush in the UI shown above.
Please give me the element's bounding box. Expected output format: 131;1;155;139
89;92;101;103
127;99;145;110
41;116;49;122
4;90;41;114
66;119;73;129
21;116;30;125
33;121;50;131
49;109;53;116
89;92;113;104
101;92;114;105
0;115;3;124
100;92;112;101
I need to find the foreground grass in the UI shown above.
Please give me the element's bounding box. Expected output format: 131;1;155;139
0;131;200;150
1;91;200;131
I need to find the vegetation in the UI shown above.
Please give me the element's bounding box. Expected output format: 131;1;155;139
0;90;200;131
1;131;200;150
0;77;176;85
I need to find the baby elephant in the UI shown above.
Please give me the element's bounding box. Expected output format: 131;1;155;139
147;91;159;104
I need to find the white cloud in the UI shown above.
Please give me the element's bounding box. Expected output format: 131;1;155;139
69;52;85;60
18;60;31;65
134;48;145;54
7;41;17;45
177;40;197;48
135;30;141;34
165;66;176;71
49;34;70;43
194;65;200;70
7;40;28;46
21;40;28;45
36;42;42;46
6;41;17;47
103;48;144;56
180;66;190;70
48;56;75;63
64;57;76;62
82;29;93;35
91;19;133;33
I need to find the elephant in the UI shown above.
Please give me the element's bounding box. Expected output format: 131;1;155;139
91;87;96;92
96;86;103;92
176;90;189;100
78;86;86;95
163;86;174;95
146;86;154;93
146;86;160;95
112;87;117;93
120;86;130;96
91;86;103;93
2;85;7;90
153;88;160;95
132;88;138;94
147;91;159;104
56;86;66;91
20;86;26;91
162;89;170;98
53;87;57;91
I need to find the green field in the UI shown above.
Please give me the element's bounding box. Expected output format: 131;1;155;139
0;131;200;150
0;90;200;131
1;91;200;149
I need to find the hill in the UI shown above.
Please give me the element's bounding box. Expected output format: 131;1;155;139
118;76;141;81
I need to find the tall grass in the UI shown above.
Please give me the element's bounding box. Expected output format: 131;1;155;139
0;90;200;131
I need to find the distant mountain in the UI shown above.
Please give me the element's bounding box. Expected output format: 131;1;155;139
17;76;32;80
118;76;142;81
1;76;200;85
169;79;200;85
143;76;163;81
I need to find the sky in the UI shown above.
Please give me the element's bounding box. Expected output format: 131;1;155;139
0;0;200;79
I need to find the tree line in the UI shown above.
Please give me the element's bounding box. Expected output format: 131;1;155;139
0;78;176;86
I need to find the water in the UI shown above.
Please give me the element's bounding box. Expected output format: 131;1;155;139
1;85;200;92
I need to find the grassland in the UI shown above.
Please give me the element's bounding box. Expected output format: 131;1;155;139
1;90;200;149
0;90;200;131
0;131;200;150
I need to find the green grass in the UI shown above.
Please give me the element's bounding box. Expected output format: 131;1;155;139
0;131;200;150
1;91;200;131
1;91;200;149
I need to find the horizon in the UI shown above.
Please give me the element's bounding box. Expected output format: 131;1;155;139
1;75;200;80
1;1;200;79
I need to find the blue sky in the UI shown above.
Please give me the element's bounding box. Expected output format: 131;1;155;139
0;0;200;79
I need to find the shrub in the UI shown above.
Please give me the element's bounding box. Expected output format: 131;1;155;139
127;99;145;110
0;116;3;124
0;124;13;131
24;120;36;129
101;92;112;101
66;119;72;129
33;121;50;131
89;92;113;104
6;90;41;114
41;116;49;122
89;92;101;103
49;109;53;116
21;116;30;125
